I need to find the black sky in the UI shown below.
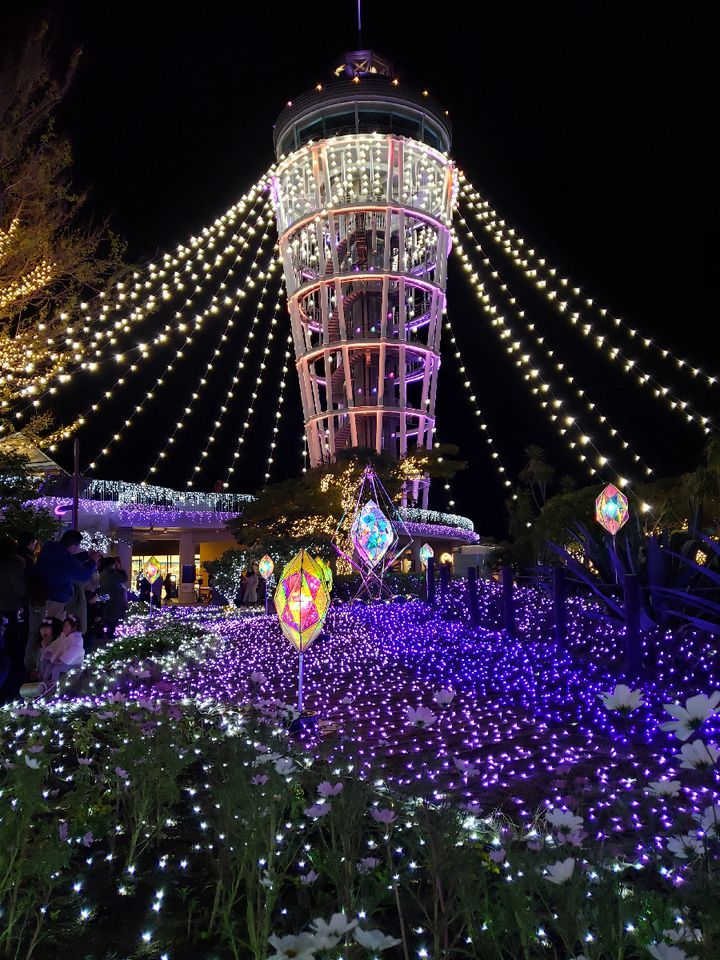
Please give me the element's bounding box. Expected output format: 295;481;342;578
3;0;717;535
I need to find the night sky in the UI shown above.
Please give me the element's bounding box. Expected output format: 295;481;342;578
3;1;716;536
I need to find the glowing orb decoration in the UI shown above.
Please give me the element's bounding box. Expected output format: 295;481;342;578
595;483;629;536
258;554;275;580
142;556;162;583
419;543;434;564
315;557;333;593
274;549;330;652
350;499;396;569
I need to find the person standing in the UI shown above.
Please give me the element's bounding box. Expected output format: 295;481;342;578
150;574;163;608
0;535;27;699
26;531;98;673
162;571;175;602
242;565;259;605
99;556;128;639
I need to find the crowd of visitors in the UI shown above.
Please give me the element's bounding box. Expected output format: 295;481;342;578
0;529;133;701
0;530;270;699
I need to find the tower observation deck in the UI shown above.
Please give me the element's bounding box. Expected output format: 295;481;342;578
271;52;456;507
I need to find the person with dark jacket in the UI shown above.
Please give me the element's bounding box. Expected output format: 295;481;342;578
25;530;99;673
35;531;99;614
0;535;27;699
99;556;128;639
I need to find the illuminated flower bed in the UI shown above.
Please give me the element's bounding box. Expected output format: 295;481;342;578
1;584;719;959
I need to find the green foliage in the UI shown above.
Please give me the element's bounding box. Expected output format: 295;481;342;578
519;444;555;510
91;621;202;669
0;449;58;542
229;445;466;550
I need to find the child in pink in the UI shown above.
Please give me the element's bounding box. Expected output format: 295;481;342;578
40;614;84;686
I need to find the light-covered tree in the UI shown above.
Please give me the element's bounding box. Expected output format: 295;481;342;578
0;25;126;431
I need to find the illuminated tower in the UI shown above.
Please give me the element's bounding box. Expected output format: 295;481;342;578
271;52;456;507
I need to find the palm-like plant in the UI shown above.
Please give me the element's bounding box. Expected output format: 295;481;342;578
520;445;556;510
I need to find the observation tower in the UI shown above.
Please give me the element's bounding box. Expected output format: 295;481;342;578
271;51;456;507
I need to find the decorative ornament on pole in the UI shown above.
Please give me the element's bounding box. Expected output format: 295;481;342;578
259;554;275;614
334;464;413;601
419;542;434;566
142;556;163;584
274;549;331;713
351;499;396;568
595;483;630;536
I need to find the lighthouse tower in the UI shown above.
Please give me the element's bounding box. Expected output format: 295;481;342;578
271;52;456;507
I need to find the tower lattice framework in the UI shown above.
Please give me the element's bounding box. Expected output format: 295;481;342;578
271;54;456;506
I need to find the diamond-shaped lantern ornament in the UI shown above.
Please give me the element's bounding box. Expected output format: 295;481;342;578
350;499;397;569
274;550;330;652
142;556;162;584
419;543;434;564
595;483;629;536
258;554;275;580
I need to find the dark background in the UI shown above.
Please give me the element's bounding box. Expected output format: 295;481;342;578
2;1;716;535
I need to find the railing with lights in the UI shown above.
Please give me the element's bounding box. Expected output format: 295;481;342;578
82;480;253;512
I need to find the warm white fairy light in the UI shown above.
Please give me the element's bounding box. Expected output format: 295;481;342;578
262;333;293;485
454;222;655;478
452;228;625;485
82;200;273;468
21;193;272;449
459;176;714;434
442;312;516;498
432;434;457;511
84;181;266;356
184;249;282;485
302;433;309;474
460;176;719;388
13;177;272;411
220;290;285;488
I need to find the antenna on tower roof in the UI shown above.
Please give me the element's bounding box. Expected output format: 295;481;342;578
357;0;363;48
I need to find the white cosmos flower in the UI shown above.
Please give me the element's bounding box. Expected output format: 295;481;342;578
354;928;402;951
664;926;703;944
647;944;690;960
274;758;296;775
405;706;437;728
666;834;704;859
661;692;720;740
544;857;575;884
600;684;645;714
647;780;681;798
546;809;584;833
453;757;478;777
311;912;357;947
678;740;719;770
433;688;455;707
267;931;318;960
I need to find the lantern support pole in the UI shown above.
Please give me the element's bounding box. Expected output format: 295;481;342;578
297;650;304;714
612;533;618;585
